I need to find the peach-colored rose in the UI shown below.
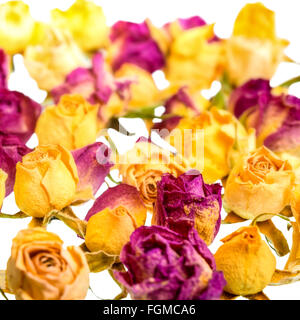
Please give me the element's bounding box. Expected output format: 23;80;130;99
6;228;89;300
117;141;189;209
224;146;295;221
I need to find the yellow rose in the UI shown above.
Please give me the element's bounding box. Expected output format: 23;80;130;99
214;225;276;296
14;144;79;218
35;94;100;150
51;0;108;52
85;206;139;255
0;169;7;208
0;1;35;54
117;142;189;209
165;24;224;90
7;228;89;300
168;107;252;183
224;146;294;221
225;3;289;86
24;27;88;91
115;63;161;109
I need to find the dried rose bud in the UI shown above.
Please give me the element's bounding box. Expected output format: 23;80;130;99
214;225;276;296
153;171;222;245
114;226;226;300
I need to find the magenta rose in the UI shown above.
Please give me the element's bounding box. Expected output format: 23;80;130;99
51;52;132;106
0;133;31;196
0;89;42;143
229;79;300;152
109;20;165;73
114;225;226;300
152;171;222;245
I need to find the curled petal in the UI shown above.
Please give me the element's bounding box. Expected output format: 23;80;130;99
85;183;147;227
72;142;113;197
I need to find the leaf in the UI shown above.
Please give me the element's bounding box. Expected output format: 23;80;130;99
108;268;128;300
284;222;300;272
257;220;290;257
106;117;135;135
222;211;246;224
0;211;29;219
43;207;87;238
269;269;300;286
280;206;293;218
245;292;269;300
220;291;238;300
122;104;162;119
210;72;234;109
0;270;11;294
80;243;119;273
211;89;226;109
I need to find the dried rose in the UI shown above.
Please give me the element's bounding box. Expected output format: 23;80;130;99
225;3;289;85
224;146;294;221
7;228;89;300
0;89;42;143
229;79;300;153
114;226;226;300
117;141;188;210
164;21;223;90
51;0;108;52
51;52;131;108
85;206;138;255
84;184;147;255
153;171;222;245
214;225;276;296
14;145;78;218
108;20;165;73
35;94;100;150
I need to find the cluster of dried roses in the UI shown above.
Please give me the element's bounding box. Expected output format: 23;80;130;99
0;0;300;300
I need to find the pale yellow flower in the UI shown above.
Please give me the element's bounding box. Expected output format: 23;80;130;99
225;3;289;85
24;27;88;91
51;0;108;52
0;1;35;54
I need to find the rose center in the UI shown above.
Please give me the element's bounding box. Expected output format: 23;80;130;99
32;252;64;274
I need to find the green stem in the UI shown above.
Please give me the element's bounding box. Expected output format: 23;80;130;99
107;173;121;185
278;75;300;88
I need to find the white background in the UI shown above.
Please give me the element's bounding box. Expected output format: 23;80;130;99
0;0;300;300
